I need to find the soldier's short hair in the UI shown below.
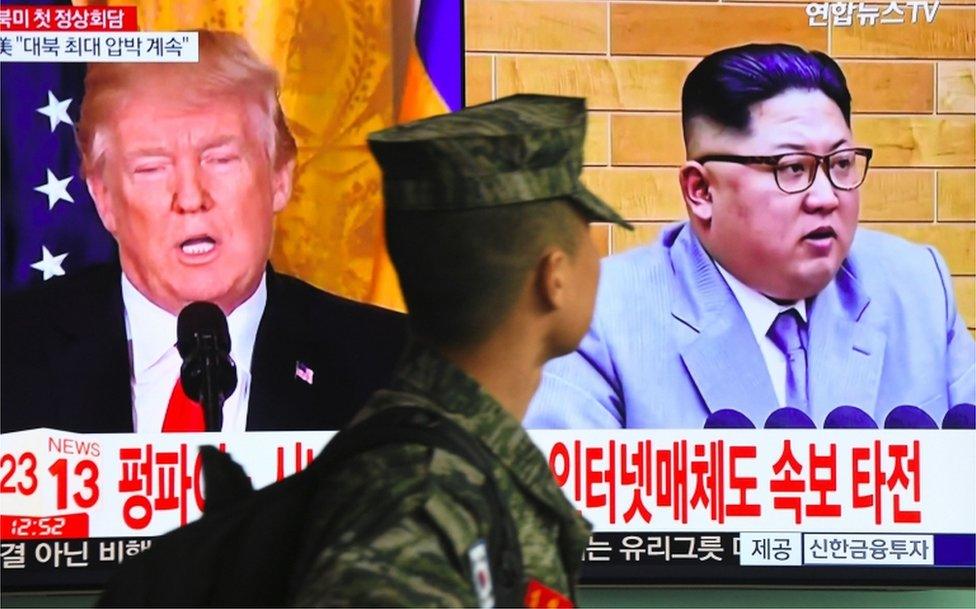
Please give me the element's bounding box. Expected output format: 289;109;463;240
386;198;585;348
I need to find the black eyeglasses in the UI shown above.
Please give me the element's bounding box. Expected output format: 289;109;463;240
696;147;873;194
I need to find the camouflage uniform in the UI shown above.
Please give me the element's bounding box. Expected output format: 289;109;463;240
292;342;592;607
294;94;629;607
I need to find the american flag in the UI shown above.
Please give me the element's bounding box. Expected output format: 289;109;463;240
1;0;117;294
294;361;314;385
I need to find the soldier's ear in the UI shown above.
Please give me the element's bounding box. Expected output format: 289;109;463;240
535;247;568;311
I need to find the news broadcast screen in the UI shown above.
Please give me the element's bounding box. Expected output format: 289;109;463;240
1;0;974;595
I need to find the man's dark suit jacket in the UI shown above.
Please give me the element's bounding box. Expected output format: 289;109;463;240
1;264;408;433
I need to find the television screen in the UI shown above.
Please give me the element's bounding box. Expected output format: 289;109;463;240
1;0;973;594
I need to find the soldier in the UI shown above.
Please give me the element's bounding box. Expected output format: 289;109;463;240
293;94;631;607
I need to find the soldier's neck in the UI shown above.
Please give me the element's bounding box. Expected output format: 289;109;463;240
439;330;544;422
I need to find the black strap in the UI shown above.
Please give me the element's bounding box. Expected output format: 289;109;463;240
289;405;525;607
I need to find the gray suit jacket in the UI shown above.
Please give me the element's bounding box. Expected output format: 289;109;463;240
526;223;976;428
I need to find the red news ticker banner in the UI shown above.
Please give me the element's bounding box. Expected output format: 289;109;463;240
0;6;138;32
0;428;974;540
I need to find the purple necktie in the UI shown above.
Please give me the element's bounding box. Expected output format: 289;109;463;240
767;309;808;410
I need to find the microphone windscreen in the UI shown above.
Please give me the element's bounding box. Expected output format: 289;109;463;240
177;302;231;358
942;403;976;430
764;407;816;429
884;405;938;429
823;405;878;429
704;409;755;429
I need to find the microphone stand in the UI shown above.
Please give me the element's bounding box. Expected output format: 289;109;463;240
198;333;225;432
177;301;237;433
182;330;235;432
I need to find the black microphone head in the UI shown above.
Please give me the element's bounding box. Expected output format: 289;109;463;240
704;409;755;429
176;302;237;415
884;405;938;429
823;405;878;429
942;403;975;430
764;407;816;429
177;302;231;358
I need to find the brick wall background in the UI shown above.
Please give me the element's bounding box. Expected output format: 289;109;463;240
464;0;975;332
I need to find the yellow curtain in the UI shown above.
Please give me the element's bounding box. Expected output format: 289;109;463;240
78;0;406;311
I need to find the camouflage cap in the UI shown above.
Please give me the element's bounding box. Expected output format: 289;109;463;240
367;94;631;228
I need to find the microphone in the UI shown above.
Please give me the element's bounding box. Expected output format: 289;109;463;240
942;403;975;430
764;407;816;429
704;409;755;429
177;302;237;432
823;405;878;429
883;405;938;429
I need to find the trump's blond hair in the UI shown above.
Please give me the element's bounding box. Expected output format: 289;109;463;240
76;30;297;176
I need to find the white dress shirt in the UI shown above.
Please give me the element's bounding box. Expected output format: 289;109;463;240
121;274;267;432
714;263;807;409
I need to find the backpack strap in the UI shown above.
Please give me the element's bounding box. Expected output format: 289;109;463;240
289;404;525;607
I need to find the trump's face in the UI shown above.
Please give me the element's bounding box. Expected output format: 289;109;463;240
681;89;860;301
88;90;293;315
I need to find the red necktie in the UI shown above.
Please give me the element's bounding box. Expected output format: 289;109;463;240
162;378;206;432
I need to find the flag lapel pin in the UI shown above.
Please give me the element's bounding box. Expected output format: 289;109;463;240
294;361;314;385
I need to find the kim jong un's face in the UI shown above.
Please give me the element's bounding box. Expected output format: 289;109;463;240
682;89;861;301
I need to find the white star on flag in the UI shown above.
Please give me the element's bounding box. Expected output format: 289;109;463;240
30;246;68;281
36;91;74;132
34;169;74;210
